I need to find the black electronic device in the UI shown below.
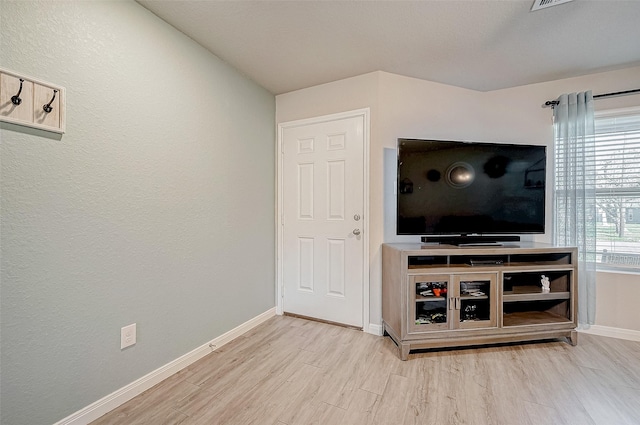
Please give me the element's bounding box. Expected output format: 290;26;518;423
398;138;546;243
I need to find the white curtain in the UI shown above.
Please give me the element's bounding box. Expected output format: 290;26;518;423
553;91;597;326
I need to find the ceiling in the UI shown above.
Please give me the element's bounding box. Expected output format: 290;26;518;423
138;0;640;95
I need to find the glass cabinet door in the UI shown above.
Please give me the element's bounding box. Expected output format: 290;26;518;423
454;274;497;329
409;275;450;333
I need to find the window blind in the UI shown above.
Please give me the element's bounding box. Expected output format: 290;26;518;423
592;110;640;270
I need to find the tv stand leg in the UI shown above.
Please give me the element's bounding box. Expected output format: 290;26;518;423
567;330;578;346
400;343;410;361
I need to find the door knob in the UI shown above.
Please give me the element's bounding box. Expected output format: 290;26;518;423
353;229;361;236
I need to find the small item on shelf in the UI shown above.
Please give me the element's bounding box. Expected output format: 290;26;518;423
430;312;446;323
416;309;447;325
463;304;477;321
463;288;485;297
416;282;430;295
416;316;430;325
540;275;550;293
417;281;447;296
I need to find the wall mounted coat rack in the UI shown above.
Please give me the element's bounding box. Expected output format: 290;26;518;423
0;67;66;134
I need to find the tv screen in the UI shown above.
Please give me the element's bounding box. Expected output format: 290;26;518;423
397;138;546;235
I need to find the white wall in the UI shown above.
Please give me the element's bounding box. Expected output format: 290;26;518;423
276;66;640;332
595;271;640;331
0;2;275;424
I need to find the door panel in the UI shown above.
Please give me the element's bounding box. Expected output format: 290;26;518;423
282;115;364;327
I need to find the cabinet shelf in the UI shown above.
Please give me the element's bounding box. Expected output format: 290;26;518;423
416;295;489;303
460;294;489;301
503;311;572;327
409;263;574;271
416;296;447;302
503;290;570;302
507;262;571;268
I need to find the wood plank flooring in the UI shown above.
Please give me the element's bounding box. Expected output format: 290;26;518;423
90;315;640;425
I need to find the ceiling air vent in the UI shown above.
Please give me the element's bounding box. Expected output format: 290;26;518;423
531;0;574;11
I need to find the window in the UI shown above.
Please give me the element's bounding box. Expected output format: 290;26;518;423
592;108;640;271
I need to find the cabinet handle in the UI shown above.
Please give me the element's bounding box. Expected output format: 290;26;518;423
447;298;464;310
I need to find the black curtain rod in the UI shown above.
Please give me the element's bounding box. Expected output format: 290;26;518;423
543;88;640;108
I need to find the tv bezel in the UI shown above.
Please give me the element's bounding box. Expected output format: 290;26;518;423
396;138;547;239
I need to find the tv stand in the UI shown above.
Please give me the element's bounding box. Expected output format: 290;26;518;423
382;242;577;360
421;235;521;246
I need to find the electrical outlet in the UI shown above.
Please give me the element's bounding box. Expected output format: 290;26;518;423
121;323;136;349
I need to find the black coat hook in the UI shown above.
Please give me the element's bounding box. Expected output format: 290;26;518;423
43;89;58;113
11;79;24;105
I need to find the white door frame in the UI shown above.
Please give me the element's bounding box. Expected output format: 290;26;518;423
276;108;371;333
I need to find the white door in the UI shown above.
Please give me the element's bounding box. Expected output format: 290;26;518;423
281;114;365;328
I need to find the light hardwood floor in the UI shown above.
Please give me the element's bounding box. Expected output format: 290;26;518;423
91;315;640;425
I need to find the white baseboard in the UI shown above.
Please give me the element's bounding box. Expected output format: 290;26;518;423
53;307;277;425
368;323;383;336
579;324;640;342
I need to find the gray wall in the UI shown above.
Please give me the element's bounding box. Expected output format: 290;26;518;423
0;2;275;424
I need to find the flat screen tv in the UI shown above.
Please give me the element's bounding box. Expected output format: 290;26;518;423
397;138;546;242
